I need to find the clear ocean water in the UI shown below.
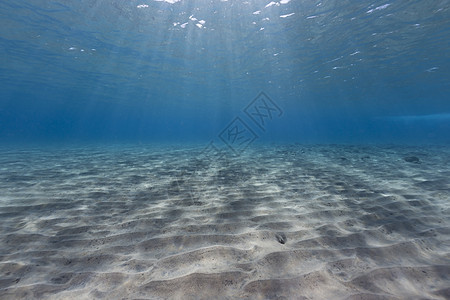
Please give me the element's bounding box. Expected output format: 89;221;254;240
1;0;449;145
1;1;450;299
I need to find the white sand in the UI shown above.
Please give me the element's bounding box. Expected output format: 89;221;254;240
0;144;449;299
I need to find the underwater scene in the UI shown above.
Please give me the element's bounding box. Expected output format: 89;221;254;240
1;1;450;299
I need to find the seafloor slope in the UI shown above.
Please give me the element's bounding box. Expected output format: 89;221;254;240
0;144;449;299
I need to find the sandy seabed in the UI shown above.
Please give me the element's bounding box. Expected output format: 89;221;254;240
0;144;449;300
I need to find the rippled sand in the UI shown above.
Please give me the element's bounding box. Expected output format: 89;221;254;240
0;144;449;299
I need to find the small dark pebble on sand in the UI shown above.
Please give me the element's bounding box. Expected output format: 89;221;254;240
404;156;420;163
275;233;287;244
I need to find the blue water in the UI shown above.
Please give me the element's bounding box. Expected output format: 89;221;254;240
1;0;450;144
1;2;450;298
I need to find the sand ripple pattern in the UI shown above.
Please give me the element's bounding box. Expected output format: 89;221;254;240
0;145;449;299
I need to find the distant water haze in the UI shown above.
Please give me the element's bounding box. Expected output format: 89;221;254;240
0;0;449;144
